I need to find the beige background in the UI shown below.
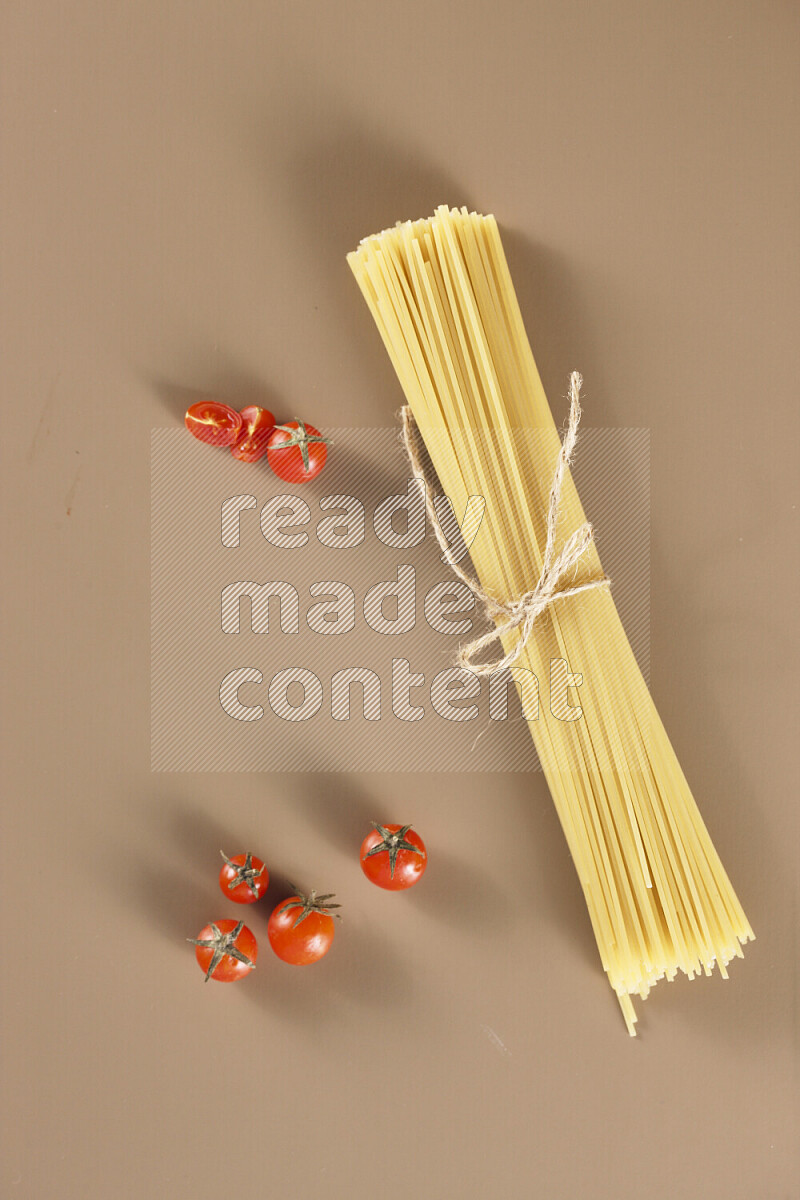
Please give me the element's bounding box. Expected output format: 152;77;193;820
2;3;798;1198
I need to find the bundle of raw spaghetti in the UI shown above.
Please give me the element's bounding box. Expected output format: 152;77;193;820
347;205;752;1034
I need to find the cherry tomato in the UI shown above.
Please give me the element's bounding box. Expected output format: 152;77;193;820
219;851;269;904
230;406;276;462
360;823;427;891
185;401;244;447
188;919;257;982
267;889;340;965
266;421;331;483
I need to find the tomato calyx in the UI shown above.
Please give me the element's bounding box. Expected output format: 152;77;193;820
270;422;333;473
220;850;265;899
364;823;424;879
277;889;342;929
187;921;256;982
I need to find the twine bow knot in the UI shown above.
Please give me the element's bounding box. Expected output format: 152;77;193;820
400;372;611;677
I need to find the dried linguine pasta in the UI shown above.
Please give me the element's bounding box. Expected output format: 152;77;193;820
347;205;753;1034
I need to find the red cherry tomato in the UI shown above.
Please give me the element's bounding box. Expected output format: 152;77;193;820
360;823;427;891
231;406;276;462
184;401;244;447
219;851;269;904
266;421;331;483
267;890;340;965
189;919;257;982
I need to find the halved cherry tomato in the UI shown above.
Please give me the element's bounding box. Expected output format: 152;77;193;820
360;823;427;891
185;401;244;447
219;851;269;904
267;889;340;965
231;406;276;462
188;919;257;982
266;421;331;483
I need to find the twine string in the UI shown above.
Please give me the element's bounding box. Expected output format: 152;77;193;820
400;371;611;677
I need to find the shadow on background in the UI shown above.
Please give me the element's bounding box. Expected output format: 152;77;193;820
111;798;256;946
405;849;514;934
271;103;621;426
281;118;474;274
148;370;282;423
269;111;475;423
122;855;213;947
640;532;778;1046
167;800;252;876
289;772;378;859
499;230;612;421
